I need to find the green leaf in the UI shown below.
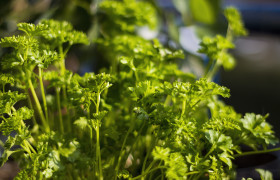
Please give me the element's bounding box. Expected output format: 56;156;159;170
58;140;79;158
172;0;189;16
68;30;89;45
0;74;14;87
17;23;48;36
224;7;248;36
205;130;233;153
166;152;188;180
218;152;232;169
31;50;59;69
195;78;230;98
0;35;38;50
44;70;73;88
0;91;26;115
92;111;108;121
0;107;33;135
0;136;17;167
42;168;53;179
256;169;273;180
39;19;89;46
152;146;170;161
241;113;278;146
117;170;131;179
74;117;89;130
189;0;218;24
16;107;34;120
99;0;157;35
198;35;236;70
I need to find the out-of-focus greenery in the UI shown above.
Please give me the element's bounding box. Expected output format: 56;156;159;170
0;0;228;72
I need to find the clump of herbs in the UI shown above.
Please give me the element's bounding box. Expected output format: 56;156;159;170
0;1;278;179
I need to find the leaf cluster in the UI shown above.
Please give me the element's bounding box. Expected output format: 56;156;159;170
0;2;278;180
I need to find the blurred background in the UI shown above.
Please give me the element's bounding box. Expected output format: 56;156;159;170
0;0;279;179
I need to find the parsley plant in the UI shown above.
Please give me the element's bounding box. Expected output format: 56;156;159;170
0;2;278;179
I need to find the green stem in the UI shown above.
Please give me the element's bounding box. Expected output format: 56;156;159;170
154;174;163;180
58;45;71;131
164;95;171;107
141;152;150;178
114;125;134;180
89;126;93;151
96;92;100;114
22;141;33;158
204;146;215;159
38;68;49;126
56;88;64;134
63;87;71;130
141;136;156;179
206;61;221;82
143;159;157;174
203;59;214;78
28;79;49;132
96;125;103;179
205;24;233;82
95;92;103;179
134;69;139;83
181;100;186;118
88;106;91;119
126;121;146;162
130;166;167;180
59;45;66;75
24;139;37;154
234;147;280;158
25;88;37;126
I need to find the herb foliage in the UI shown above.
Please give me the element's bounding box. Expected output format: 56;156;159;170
0;1;278;180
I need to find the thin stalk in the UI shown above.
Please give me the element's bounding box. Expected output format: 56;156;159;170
181;100;186;118
59;45;66;75
24;139;37;154
141;151;150;178
205;25;233;82
88;106;91;119
38;68;49;125
19;117;37;155
11;106;16;113
192;172;204;180
143;159;157;174
28;79;49;132
203;59;214;77
234;147;280;158
204;146;215;159
206;61;221;82
114;125;134;180
88;107;93;161
63;87;71;130
141;136;157;179
25;88;37;125
95;92;103;179
164;95;172;107
154;174;163;180
89;126;93;152
134;69;139;83
58;45;71;131
96;125;103;179
126;121;146;162
130;166;167;180
56;88;64;134
22;141;33;158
